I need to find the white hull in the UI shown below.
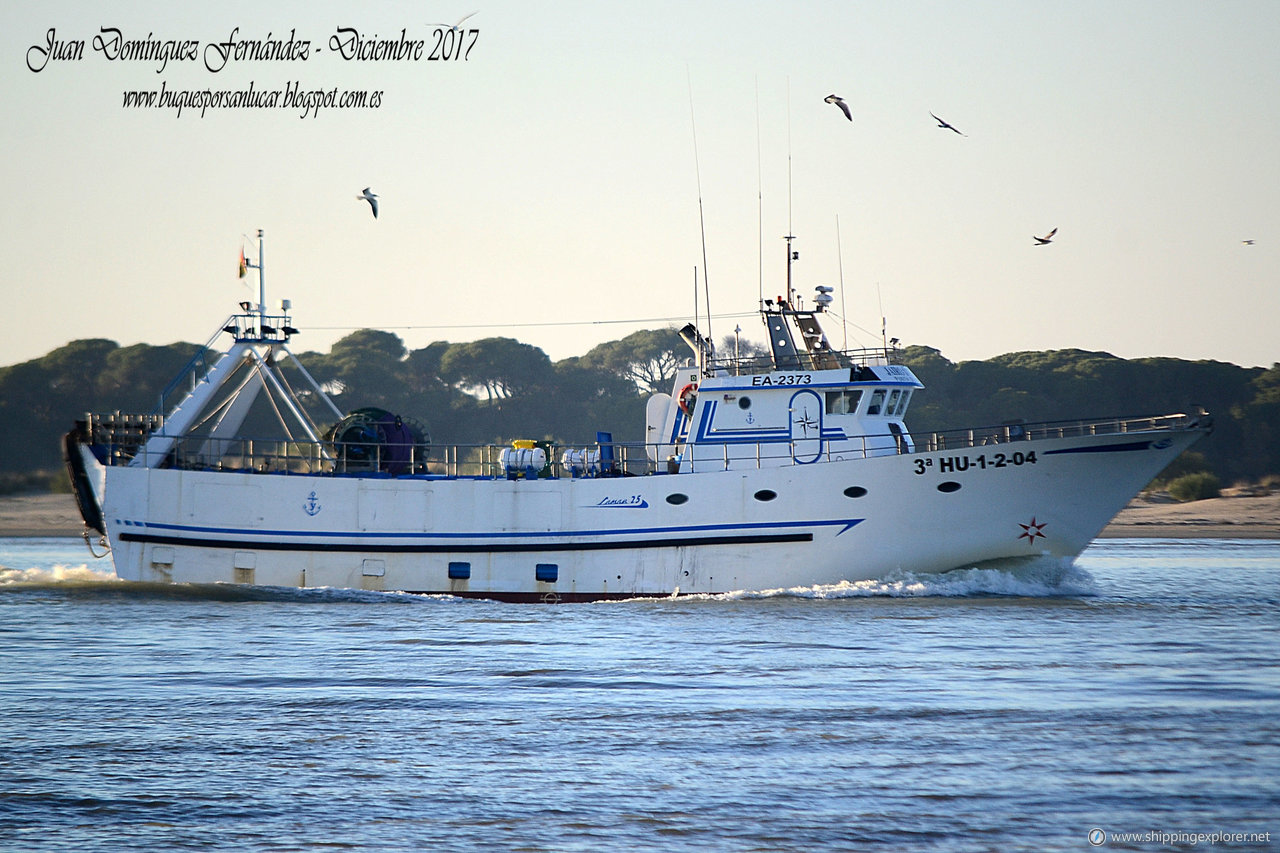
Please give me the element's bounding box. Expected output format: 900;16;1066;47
64;231;1212;601
87;426;1204;601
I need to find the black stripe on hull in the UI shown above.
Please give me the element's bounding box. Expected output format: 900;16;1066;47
118;531;814;553
1043;441;1153;455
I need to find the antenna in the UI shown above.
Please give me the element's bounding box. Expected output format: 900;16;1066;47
755;77;763;308
256;228;265;333
877;283;888;352
703;260;713;354
693;267;705;371
240;230;267;332
786;77;793;242
836;215;848;352
691;263;701;333
686;66;712;348
785;78;794;307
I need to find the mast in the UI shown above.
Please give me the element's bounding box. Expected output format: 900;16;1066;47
784;233;795;307
256;228;266;334
785;77;794;308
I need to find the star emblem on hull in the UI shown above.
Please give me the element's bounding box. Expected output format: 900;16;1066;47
1018;516;1047;543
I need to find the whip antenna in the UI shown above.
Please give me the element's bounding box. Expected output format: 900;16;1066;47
836;215;848;352
686;66;712;349
756;77;764;307
693;266;699;333
877;283;887;352
784;78;795;307
787;77;793;240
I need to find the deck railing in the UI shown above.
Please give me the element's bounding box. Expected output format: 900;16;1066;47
705;345;894;376
81;412;1206;478
913;412;1207;453
152;312;302;417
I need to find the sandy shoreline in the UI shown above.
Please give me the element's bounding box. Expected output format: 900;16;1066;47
1;491;1278;540
1095;492;1280;539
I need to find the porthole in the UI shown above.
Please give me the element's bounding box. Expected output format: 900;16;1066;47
843;486;868;499
666;493;689;505
738;396;752;410
753;489;778;502
937;481;962;493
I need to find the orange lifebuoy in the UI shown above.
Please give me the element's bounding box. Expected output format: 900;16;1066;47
678;382;698;415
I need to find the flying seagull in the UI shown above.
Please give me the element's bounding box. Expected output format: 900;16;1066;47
930;111;965;136
431;11;477;31
824;94;852;122
358;187;379;219
1033;227;1057;246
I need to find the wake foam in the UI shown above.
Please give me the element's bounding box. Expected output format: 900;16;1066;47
0;555;1097;601
0;567;441;603
0;563;118;586
712;556;1097;600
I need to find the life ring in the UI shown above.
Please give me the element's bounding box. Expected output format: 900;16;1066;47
677;383;698;415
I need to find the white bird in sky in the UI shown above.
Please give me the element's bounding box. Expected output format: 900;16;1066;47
431;11;478;32
358;187;379;219
1034;227;1058;245
824;94;852;122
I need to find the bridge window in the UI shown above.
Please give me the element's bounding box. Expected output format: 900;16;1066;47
867;389;886;415
825;389;863;415
897;391;912;416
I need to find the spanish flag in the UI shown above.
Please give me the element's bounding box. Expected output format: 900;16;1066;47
238;247;247;279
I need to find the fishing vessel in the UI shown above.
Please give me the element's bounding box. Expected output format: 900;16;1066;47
64;231;1210;600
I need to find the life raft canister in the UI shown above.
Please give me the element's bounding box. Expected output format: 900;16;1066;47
677;382;698;415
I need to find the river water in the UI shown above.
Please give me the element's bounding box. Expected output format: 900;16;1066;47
1;537;1277;851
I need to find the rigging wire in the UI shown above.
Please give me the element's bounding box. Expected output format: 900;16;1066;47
304;312;759;335
821;309;881;345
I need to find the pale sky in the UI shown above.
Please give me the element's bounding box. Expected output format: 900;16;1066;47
3;1;1277;370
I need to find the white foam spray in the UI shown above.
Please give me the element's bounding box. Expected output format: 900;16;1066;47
705;555;1097;601
0;563;119;586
